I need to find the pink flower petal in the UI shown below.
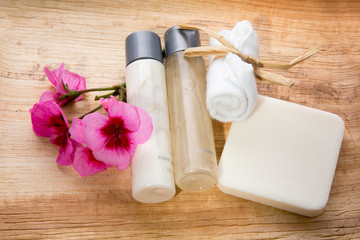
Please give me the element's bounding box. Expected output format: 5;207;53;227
73;94;84;103
55;78;67;95
82;112;110;151
53;69;60;79
108;101;140;131
55;63;67;95
50;132;67;147
57;98;70;108
116;159;131;171
39;90;70;108
53;62;64;80
71;140;83;160
59;62;64;74
127;106;153;144
44;67;57;86
69;118;85;144
92;139;136;166
77;76;86;91
39;90;58;103
56;137;74;166
30;102;69;137
72;146;109;177
62;70;81;91
99;96;115;112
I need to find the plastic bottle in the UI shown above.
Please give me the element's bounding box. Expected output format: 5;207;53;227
125;30;175;203
164;26;217;192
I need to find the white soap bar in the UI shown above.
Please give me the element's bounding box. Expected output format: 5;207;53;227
218;95;344;217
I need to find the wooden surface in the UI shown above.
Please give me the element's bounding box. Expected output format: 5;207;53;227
1;0;360;239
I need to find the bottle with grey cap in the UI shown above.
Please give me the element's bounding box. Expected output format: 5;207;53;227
125;30;175;203
164;26;217;192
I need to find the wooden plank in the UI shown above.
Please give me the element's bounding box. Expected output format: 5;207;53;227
0;0;359;239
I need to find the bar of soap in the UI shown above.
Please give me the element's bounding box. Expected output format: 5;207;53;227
218;95;345;217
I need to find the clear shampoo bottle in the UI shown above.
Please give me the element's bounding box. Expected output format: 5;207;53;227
164;26;217;192
125;31;175;203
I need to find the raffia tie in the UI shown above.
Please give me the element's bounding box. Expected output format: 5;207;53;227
177;24;320;87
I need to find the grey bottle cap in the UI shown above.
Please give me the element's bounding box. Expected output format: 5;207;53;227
164;26;200;58
125;30;163;66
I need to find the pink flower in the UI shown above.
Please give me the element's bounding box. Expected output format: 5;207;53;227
74;100;153;169
30;101;75;166
40;63;86;107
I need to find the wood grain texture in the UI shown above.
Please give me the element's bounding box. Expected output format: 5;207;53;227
1;0;359;239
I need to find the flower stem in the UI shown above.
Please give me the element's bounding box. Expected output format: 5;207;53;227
78;104;103;119
78;86;120;94
95;90;119;101
58;82;126;101
119;86;125;102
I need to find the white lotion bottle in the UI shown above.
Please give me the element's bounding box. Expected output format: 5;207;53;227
164;26;218;192
125;31;175;203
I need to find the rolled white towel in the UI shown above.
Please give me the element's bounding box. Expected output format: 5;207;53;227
206;20;259;122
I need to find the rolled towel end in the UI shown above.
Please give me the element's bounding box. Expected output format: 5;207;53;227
207;92;258;123
206;57;258;123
